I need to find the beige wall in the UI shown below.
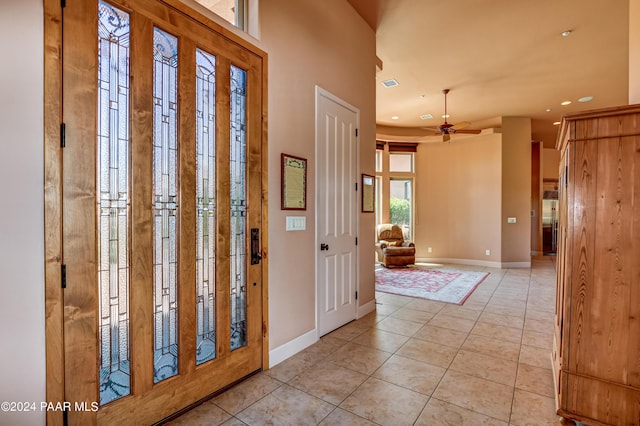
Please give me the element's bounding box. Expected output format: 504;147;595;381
501;117;532;264
414;133;502;262
259;0;376;349
414;121;532;266
542;148;561;180
0;1;46;425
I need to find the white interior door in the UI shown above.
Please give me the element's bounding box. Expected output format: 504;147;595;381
316;87;359;336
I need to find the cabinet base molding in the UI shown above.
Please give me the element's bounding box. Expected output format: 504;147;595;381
557;371;640;425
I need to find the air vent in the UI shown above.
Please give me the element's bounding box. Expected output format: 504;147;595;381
420;114;433;120
381;79;399;88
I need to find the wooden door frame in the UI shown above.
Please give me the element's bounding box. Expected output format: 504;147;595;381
43;1;269;424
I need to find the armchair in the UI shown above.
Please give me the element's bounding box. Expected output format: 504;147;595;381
375;224;416;267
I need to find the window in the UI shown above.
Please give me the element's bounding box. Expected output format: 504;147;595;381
389;178;412;239
375;176;382;226
389;153;413;172
375;149;382;173
194;0;247;30
375;142;416;240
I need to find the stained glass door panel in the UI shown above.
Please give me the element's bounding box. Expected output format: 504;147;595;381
230;65;247;351
60;0;264;424
97;0;131;405
195;48;218;365
152;26;179;384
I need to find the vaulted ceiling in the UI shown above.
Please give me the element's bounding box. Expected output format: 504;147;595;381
349;0;630;148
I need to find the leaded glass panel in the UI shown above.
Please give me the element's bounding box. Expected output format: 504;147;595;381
97;0;131;406
152;27;179;383
230;65;247;351
195;49;217;365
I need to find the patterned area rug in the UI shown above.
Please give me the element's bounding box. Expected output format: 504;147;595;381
375;265;489;304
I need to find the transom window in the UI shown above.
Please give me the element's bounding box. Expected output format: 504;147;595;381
194;0;247;30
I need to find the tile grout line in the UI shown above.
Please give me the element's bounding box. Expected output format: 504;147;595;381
419;266;516;424
507;265;533;426
196;261;557;426
363;267;511;423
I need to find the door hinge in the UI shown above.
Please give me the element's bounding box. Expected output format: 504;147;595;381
355;291;358;300
355;182;358;191
60;123;66;148
355;237;358;246
61;264;67;289
355;128;358;137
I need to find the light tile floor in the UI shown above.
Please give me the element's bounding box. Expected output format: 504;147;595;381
168;259;561;426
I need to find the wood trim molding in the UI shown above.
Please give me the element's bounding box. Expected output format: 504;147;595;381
43;0;64;425
260;53;270;371
44;1;270;424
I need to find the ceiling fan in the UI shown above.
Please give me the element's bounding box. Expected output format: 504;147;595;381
425;89;481;142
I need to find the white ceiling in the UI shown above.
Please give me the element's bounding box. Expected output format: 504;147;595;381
353;0;630;148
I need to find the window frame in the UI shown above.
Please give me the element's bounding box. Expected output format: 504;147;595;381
375;142;416;240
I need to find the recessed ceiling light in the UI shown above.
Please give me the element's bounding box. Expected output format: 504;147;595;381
561;101;572;106
419;95;426;99
578;96;593;102
561;30;572;37
553;121;561;125
382;79;399;88
545;108;552;112
391;116;399;120
420;114;433;120
442;114;450;119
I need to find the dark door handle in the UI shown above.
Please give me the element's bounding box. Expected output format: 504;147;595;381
251;228;261;264
320;243;329;251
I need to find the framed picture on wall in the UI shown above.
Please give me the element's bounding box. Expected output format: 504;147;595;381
361;173;375;213
281;153;307;210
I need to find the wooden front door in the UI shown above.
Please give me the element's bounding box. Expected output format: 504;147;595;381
59;0;265;423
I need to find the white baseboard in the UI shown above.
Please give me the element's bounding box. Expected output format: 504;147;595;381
268;300;375;369
357;299;376;319
415;257;531;269
268;328;318;368
416;257;502;269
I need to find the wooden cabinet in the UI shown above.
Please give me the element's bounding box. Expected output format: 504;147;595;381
552;105;640;425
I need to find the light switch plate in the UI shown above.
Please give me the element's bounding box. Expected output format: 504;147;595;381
286;216;306;231
507;217;517;224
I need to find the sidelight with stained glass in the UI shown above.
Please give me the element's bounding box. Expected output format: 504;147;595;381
97;0;131;405
152;27;179;383
195;49;217;364
230;65;247;350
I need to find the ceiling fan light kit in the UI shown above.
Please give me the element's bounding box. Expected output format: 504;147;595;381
424;89;481;142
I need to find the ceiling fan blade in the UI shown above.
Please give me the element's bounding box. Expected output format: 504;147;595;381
376;124;442;142
454;129;482;134
421;127;444;134
451;121;471;130
456;129;482;135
